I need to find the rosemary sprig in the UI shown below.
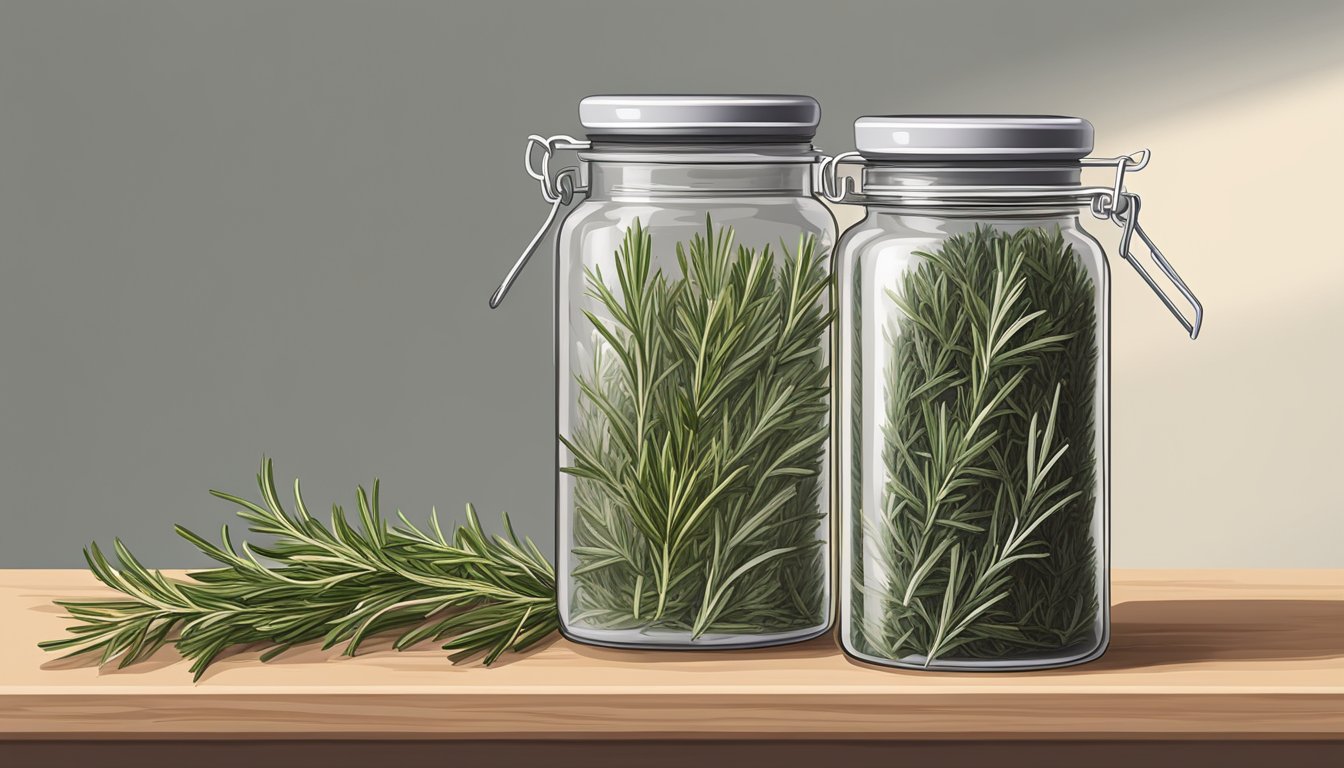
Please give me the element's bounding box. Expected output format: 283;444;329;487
40;459;557;680
562;217;831;638
852;225;1098;664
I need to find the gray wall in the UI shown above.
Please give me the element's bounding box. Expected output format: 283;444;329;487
2;1;1341;568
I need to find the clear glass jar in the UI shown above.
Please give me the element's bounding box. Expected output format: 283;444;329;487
826;116;1203;670
493;96;836;648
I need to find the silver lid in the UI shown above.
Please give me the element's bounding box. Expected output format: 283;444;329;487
579;95;820;140
854;115;1094;161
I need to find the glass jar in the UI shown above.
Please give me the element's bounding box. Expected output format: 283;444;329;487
825;116;1203;670
492;96;836;648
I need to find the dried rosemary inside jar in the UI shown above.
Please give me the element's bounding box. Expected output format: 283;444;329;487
561;218;831;640
853;225;1099;665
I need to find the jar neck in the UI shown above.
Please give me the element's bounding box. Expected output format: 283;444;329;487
858;161;1084;216
862;162;1082;189
581;141;817;199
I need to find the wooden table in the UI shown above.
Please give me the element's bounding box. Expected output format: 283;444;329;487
2;569;1341;767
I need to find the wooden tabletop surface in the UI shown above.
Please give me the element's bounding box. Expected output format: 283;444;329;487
1;569;1341;741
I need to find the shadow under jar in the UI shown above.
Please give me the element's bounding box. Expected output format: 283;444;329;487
494;96;837;649
825;115;1203;670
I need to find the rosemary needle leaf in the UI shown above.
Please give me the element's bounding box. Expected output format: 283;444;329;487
40;458;558;679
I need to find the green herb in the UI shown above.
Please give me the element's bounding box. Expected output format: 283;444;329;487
850;225;1098;665
41;219;834;675
40;459;557;680
562;217;832;638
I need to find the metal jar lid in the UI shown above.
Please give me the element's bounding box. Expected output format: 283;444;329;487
853;115;1094;161
579;95;820;141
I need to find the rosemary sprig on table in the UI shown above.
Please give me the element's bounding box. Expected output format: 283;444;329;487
43;219;833;674
40;459;557;680
563;217;831;638
852;225;1098;664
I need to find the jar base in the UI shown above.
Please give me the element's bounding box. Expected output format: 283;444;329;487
561;621;831;651
840;635;1108;672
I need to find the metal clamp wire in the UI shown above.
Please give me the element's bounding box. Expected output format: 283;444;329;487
525;134;589;203
490;167;579;309
1111;193;1204;339
817;151;861;203
492;134;590;308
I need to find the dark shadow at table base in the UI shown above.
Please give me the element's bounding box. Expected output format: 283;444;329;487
3;739;1341;768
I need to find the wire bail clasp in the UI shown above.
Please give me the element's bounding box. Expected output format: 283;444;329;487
489;134;591;309
817;151;862;203
1087;150;1203;339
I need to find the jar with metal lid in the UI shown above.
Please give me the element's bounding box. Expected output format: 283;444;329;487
824;115;1203;670
492;95;836;648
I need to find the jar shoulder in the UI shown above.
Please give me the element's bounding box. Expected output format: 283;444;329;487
838;212;1109;283
558;197;837;256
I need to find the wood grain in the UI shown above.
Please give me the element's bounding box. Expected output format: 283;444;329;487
1;569;1340;741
